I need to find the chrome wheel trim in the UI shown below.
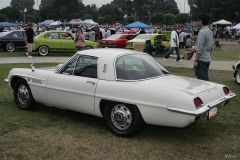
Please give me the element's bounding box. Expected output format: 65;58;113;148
237;69;240;84
17;84;29;105
39;46;48;55
84;46;93;50
6;43;15;52
111;104;132;130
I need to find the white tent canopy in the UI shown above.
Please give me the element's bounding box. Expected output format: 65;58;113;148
50;21;62;26
231;23;240;29
79;19;98;26
212;19;232;25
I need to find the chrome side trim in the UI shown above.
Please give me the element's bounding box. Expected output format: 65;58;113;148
167;93;237;116
4;79;9;83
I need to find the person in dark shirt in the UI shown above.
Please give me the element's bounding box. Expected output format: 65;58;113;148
25;23;35;58
0;26;3;32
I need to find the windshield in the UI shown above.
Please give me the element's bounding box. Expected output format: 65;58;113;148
107;34;122;39
115;54;171;81
134;34;152;40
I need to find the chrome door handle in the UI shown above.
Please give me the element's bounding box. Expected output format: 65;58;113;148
87;81;95;85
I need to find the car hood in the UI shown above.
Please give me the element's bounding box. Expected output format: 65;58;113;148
128;39;146;43
147;75;217;95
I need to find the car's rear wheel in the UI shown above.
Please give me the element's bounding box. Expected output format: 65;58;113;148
104;103;144;137
236;69;240;84
38;46;49;56
14;79;37;110
5;43;16;52
85;46;93;50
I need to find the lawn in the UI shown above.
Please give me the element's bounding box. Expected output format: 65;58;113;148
0;63;239;160
1;42;240;61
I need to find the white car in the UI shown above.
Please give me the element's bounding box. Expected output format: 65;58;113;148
4;49;236;137
233;60;240;84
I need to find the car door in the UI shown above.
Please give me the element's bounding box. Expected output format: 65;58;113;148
10;31;26;48
46;55;98;112
61;32;75;52
44;32;61;51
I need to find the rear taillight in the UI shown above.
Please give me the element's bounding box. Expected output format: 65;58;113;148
223;87;230;95
194;97;203;109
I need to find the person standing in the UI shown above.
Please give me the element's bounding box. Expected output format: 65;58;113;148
105;27;111;38
164;25;181;61
89;28;95;42
25;23;35;58
74;27;85;52
191;14;213;81
95;27;102;42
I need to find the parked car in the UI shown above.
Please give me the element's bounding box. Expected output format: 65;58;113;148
34;31;98;56
5;49;236;137
126;34;170;50
0;30;26;52
232;60;240;84
99;34;136;48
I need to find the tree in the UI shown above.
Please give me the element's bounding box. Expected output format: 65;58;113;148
39;4;55;20
97;16;105;24
25;15;36;23
0;13;7;22
126;15;139;24
150;12;164;25
98;4;124;23
0;7;20;22
10;0;35;14
163;13;175;25
175;13;189;24
84;14;92;20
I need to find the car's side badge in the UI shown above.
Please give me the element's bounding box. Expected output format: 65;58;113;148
30;63;35;72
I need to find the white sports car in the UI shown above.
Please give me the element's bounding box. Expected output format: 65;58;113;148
233;60;240;84
5;49;236;137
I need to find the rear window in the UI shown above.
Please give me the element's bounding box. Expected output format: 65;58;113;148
107;34;122;39
134;34;152;40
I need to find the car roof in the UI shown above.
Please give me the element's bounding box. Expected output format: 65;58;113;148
76;48;144;58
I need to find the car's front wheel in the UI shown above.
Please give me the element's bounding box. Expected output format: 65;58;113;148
38;46;49;56
236;69;240;84
104;103;144;137
14;79;37;110
84;46;93;50
5;43;16;52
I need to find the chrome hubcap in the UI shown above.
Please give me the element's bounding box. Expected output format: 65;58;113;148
111;104;132;130
18;84;29;105
237;70;240;83
41;47;47;53
7;44;14;51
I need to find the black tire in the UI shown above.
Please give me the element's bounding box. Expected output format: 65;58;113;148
236;69;240;85
122;45;126;48
85;46;93;50
5;43;16;52
104;103;144;138
38;46;49;56
14;79;37;110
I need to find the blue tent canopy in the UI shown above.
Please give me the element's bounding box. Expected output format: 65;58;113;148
123;21;152;29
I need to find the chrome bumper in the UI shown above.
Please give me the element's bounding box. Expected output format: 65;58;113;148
167;93;237;116
4;79;9;83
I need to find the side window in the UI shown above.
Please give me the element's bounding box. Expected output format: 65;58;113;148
60;57;78;75
74;56;98;78
10;32;20;38
45;33;60;39
62;33;73;40
159;35;167;41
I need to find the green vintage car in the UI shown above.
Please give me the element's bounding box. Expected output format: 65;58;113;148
34;31;98;56
126;34;170;50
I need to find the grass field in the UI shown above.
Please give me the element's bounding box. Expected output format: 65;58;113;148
0;63;239;160
1;41;240;61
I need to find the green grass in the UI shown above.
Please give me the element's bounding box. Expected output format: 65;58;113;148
1;42;240;61
0;50;75;57
0;63;239;159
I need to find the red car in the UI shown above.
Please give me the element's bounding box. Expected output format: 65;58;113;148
99;34;136;48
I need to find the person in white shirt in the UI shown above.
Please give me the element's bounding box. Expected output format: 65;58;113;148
164;25;181;62
179;32;185;49
89;28;95;42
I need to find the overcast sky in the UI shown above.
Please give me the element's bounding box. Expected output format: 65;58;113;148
0;0;190;13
